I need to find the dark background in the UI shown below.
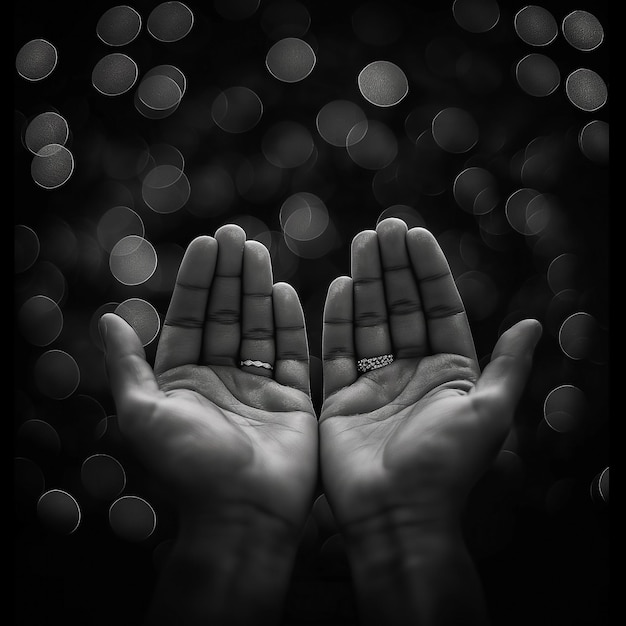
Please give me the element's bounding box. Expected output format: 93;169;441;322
14;1;610;624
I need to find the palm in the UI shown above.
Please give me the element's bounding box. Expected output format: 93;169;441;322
320;220;540;530
103;226;317;529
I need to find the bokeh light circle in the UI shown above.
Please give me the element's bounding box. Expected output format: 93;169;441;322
142;165;191;214
37;489;81;534
358;61;408;107
211;87;263;134
578;120;609;164
15;225;40;273
316;100;367;147
109;495;157;541
558;312;600;360
18;295;63;346
114;298;161;346
92;53;139;96
432;107;479;154
266;37;316;83
109;235;158;285
453;167;499;215
96;5;143;46
562;10;604;52
137;75;183;112
504;187;541;235
33;350;80;399
262;121;315;168
514;5;558;46
280;193;329;242
24;112;69;155
147;2;194;42
143;65;187;98
543;384;587;433
565;69;608;112
16;419;61;461
515;53;560;97
16;39;58;81
31;144;74;190
97;206;145;252
346;120;397;170
452;0;500;33
81;454;127;500
598;467;609;503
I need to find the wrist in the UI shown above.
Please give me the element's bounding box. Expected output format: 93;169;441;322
147;505;301;626
339;509;489;626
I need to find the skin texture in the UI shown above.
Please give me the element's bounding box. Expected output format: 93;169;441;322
319;218;542;625
100;219;541;626
100;224;318;625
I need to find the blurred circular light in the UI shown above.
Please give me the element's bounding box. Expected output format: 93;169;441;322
31;144;74;189
358;61;408;107
214;0;260;20
92;53;138;96
352;2;403;46
211;86;263;133
515;53;560;97
109;495;157;541
280;193;329;241
453;167;499;215
317;100;367;148
514;5;558;46
578;120;609;164
565;69;607;112
266;37;316;83
545;289;581;337
505;188;552;236
114;298;161;346
547;253;583;294
598;467;609;503
24;112;69;155
346;120;397;170
37;489;81;535
559;312;600;360
16;39;58;81
33;350;80;399
543;384;587;433
562;10;604;51
262;121;315;168
110;235;158;285
137;75;183;111
18;295;63;347
261;0;310;39
432;107;478;154
15;225;40;273
143;65;187;98
147;2;194;42
81;454;127;500
452;0;500;33
96;5;143;46
16;419;61;460
16;261;66;304
97;206;145;252
142;165;191;213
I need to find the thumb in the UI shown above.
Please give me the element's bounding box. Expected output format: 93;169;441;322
99;312;160;416
472;318;542;416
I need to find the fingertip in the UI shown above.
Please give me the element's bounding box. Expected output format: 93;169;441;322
376;216;408;236
351;229;377;251
215;223;247;244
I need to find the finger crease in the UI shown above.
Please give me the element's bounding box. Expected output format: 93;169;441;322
425;305;465;319
419;271;449;283
207;310;240;324
163;317;204;329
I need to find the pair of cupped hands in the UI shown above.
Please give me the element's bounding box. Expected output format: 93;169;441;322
99;217;541;624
